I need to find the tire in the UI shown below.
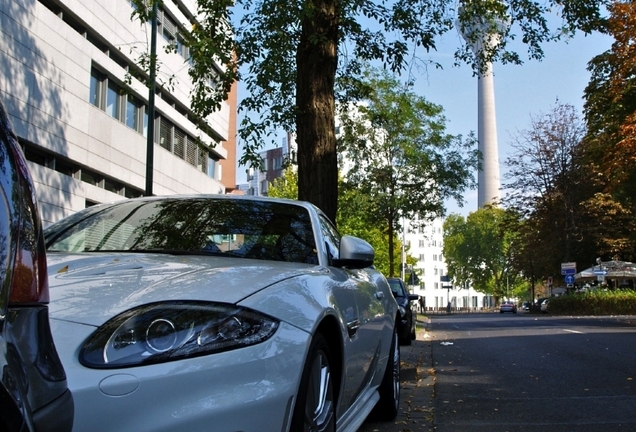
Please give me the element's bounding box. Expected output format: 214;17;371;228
372;326;400;421
291;333;336;432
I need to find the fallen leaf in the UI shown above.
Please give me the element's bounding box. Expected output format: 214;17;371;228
57;265;69;273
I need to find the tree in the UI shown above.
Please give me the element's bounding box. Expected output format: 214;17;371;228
443;206;521;301
582;0;636;261
181;0;608;222
267;166;402;276
267;166;299;200
338;68;477;276
503;102;588;269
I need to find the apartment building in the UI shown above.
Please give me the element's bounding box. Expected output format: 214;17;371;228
1;0;237;225
404;216;492;311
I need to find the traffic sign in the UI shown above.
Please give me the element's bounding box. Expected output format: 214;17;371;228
593;269;608;276
565;274;575;285
561;262;576;275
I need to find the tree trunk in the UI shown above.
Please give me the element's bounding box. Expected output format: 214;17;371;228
388;213;395;277
296;0;339;223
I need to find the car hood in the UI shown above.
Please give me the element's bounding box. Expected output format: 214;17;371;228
47;252;322;327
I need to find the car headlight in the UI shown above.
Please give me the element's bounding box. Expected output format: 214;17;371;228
79;301;279;369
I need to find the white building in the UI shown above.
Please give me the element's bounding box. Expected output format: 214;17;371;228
1;0;238;225
404;216;492;311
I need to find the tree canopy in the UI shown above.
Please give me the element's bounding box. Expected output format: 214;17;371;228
338;68;477;276
179;0;609;221
443;206;524;301
268;166;403;276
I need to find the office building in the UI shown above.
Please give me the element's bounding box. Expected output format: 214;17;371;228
1;0;237;225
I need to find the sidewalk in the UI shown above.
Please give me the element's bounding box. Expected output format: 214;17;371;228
358;317;435;432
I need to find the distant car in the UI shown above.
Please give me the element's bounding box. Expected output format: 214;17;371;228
387;277;419;345
535;297;549;311
499;301;517;313
0;100;74;432
522;301;531;311
541;298;550;313
44;194;401;432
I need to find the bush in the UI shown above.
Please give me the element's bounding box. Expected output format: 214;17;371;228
548;290;636;315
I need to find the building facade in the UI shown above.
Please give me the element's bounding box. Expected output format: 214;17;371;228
1;0;237;225
404;217;493;311
243;132;295;196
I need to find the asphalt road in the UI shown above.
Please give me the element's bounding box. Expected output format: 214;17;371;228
359;312;636;432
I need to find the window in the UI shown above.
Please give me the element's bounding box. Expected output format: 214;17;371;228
125;95;142;130
274;157;282;170
419;254;425;261
419;239;425;247
197;146;208;173
106;81;120;119
80;169;100;186
160;10;177;43
319;215;340;263
89;69;104;107
174;128;186;158
186;139;197;165
207;156;216;178
433;254;437;261
159;117;172;151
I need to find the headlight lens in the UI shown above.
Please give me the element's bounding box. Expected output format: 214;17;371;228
79;301;279;369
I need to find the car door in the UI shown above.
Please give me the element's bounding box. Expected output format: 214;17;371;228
317;215;390;412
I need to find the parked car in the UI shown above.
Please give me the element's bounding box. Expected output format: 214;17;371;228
44;195;401;431
0;100;74;432
387;277;419;345
541;298;550;313
534;297;549;312
522;301;531;311
499;301;517;313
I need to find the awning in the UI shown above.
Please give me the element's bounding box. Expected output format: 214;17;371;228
575;260;636;281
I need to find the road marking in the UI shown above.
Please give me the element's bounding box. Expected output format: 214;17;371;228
563;329;583;334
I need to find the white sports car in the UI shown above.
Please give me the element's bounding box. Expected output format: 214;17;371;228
44;195;400;432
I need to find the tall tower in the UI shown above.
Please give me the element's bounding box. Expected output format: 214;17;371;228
458;6;505;208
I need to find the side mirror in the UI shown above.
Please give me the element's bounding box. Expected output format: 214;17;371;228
333;235;374;268
408;294;420;301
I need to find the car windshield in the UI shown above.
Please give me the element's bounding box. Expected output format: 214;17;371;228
44;198;319;264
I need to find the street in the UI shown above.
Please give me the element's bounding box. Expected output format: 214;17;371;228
360;313;636;432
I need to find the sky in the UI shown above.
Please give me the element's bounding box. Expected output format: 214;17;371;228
414;27;613;216
234;20;614;217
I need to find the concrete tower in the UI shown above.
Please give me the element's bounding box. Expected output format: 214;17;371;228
458;7;506;207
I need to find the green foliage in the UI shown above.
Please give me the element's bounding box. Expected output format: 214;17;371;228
339;67;478;276
548;290;636;315
267;168;401;276
185;0;607;221
337;181;402;277
443;206;522;299
267;167;298;199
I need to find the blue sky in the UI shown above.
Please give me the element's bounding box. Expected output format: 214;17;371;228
235;20;614;217
417;27;613;216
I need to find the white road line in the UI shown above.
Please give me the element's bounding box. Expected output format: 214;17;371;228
563;329;584;334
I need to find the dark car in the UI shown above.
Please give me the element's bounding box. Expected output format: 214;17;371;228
0;100;73;432
499;301;517;313
387;277;419;345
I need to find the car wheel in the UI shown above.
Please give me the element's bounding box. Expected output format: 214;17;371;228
291;333;335;432
372;326;400;421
